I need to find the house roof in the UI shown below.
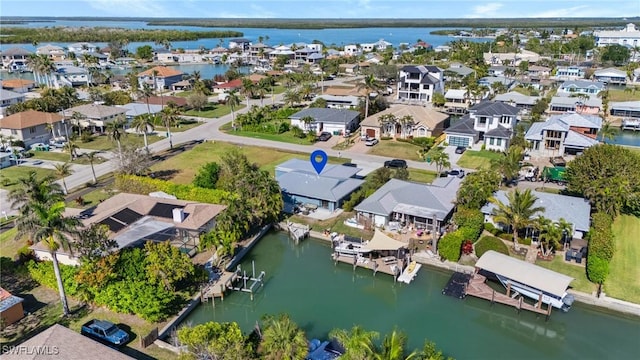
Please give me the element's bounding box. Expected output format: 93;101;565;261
550;95;602;108
548;113;602;129
484;125;512;139
401;65;442;74
65;104;127;120
0;88;25;102
323;86;366;97
476;251;574;298
360;104;448;131
1;47;33;56
56;65;87;75
118;103;164;117
564;130;600;148
1;324;134;360
362;229;408;251
0;110;62;130
610;100;640;112
481;190;591;232
354;177;461;221
494;91;541;106
277;172;364;202
138;66;184;78
446;64;474;77
290;108;360;125
445;89;467;100
560;80;605;90
36;44;64;54
1;79;35;89
469;101;520;116
213;78;243;89
276;158;361;179
444;115;476;135
0;287;24;313
594;67;627;77
137;95;188;107
68;42;97;49
316;94;360;106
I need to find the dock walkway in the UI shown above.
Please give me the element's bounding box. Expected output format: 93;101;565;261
465;274;551;316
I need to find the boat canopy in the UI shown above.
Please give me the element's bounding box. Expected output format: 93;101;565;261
476;251;574;297
362;229;407;251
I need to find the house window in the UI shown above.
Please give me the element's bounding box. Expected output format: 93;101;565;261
478;117;487;125
423;84;430;90
11;129;17;135
496;138;502;146
489;138;495;145
29;127;36;134
500;116;510;124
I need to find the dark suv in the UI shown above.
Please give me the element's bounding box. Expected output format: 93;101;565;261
384;159;407;169
317;132;332;141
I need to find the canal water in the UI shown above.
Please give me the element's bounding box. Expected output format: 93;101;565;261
183;231;639;359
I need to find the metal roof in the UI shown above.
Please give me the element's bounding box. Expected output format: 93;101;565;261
289;108;360;125
564;130;600;148
277;172;364;202
476;251;574;297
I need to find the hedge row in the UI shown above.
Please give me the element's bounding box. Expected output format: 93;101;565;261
475;236;509;257
586;212;615;285
115;174;236;204
439;209;485;261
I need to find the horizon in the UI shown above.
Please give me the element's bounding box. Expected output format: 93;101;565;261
1;1;639;19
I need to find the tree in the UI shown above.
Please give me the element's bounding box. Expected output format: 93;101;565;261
432;92;446;107
375;329;414;360
16;201;79;316
63;140;79;162
300;115;314;132
145;241;194;291
131;114;155;153
356;74;382;118
226;90;241;129
537;217;564;257
566;144;640;216
329;325;378;360
428;146;450;177
491;146;522;185
161;103;181;149
193;162;220;189
187;93;208;111
178;321;252;360
115;144;152;175
135;45;154;61
74;224;117;263
489;189;545;250
84;151;100;184
600;44;631;65
106;118;126;156
283;89;302;107
53;162;73;195
259;314;308;360
241;78;255;107
8;171;64;215
598;120;618;142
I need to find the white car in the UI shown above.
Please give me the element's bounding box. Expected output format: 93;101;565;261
4;146;25;153
365;138;379;146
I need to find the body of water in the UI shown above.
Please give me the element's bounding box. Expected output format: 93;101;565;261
183;232;639;359
608;130;640;147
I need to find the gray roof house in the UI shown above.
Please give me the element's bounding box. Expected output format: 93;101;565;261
397;65;444;104
444;101;519;151
494;91;541;110
63;103;127;130
549;94;602;113
275;159;364;213
525;113;601;156
593;67;627;85
0;88;25;116
289;108;360;135
610;100;640;118
118;103;164;119
481;190;591;238
354;177;462;231
558;80;606;95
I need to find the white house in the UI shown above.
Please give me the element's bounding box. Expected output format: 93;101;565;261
67;42;97;54
593;67;628;85
289;108;360;135
54;65;89;87
555;66;586;81
361;39;392;52
493;91;541;111
397;65;444;103
444;89;470;115
343;44;360;56
558;80;606;96
444;101;519;151
315;94;360;109
525;113;601;156
594;23;640;47
0;89;25;117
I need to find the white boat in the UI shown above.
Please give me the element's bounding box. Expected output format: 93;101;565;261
333;241;368;257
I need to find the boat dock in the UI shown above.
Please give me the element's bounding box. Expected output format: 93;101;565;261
332;253;404;279
280;221;310;243
201;261;266;302
621;118;640;131
397;261;422;284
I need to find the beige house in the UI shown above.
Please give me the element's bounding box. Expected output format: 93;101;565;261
32;193;227;266
360;104;449;139
0;110;64;148
63;103;127;132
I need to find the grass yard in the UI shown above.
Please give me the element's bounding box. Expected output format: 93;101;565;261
155;119;202;133
29;150;107;165
78;134;163;151
606;215;640;303
290;212;374;240
184;103;245;118
536;256;596;294
408;169;438;184
0;166;57;190
151;141;349;184
456;150;503;169
66;188;117;209
220;121;317;146
367;140;423;161
0;227;25;260
608;88;640;102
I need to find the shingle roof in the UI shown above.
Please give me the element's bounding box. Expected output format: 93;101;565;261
494;91;541;106
564;131;600;148
118;103;164;117
290;108;360;125
469;101;520;116
2;324;134;360
276;158;361;179
0;110;62;130
0;88;25;102
1;47;33;56
560;80;605;90
278;172;364;202
593;67;627;77
444;115;476;135
484;125;512;139
137;66;184;78
65;104;127;120
420;74;440;85
0;287;24;312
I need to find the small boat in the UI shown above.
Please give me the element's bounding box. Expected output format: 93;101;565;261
407;261;417;273
307;339;342;360
333;241;368;257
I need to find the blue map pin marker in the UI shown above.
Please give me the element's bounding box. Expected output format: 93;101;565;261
310;150;328;175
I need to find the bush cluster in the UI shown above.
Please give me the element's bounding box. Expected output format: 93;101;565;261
586;212;615;287
116;174;236;204
438;209;485;261
475;236;509;257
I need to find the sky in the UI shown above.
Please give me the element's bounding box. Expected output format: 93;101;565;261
1;0;639;19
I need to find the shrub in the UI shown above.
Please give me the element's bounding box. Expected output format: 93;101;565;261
80;132;94;143
438;231;465;262
16;245;35;263
586;255;609;285
116;174;235;204
461;240;474;255
454;208;484;241
475;236;509;257
28;260;81;296
483;222;495;233
520;237;532;246
499;233;513;241
380;136;393;140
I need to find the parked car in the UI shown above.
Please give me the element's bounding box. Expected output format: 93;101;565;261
317;132;332;142
384;159;407;169
342;162;357;167
448;169;465;178
455;146;467;154
49;139;67;149
4;146;25;153
81;319;129;346
30;143;50;151
365;138;379;146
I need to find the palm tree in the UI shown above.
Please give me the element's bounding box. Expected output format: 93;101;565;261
106;118;125;155
375;329;414;360
491;146;523;185
259;314;308;360
300;115;314;132
256;79;272;106
356;74;381;118
131;114;155;152
53;162;73;195
63;141;79;161
283;89;302;107
429;146;450;177
8;171;64;214
241;78;255;107
399;115;415;139
378;114;397;136
329;325;378;360
16;201;79;316
489;189;545;250
84;151;100;184
70;111;86;137
538;217;564;257
161;104;180;149
598;120;618;142
226;90;241;129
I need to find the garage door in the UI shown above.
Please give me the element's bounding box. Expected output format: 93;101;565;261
366;129;376;138
448;136;470;147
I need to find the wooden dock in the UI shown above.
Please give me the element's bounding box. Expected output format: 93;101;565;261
283;221;310;243
332;253;404;279
201;262;266;302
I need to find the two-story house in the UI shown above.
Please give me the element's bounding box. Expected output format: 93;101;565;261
525;113;602;156
67;42;98;55
137;66;184;91
0;110;64;148
555;66;586;80
0;89;25;117
594;23;640;47
593;68;627;85
397;65;444;103
63;104;127;133
493;91;541;112
444;101;519;151
1;47;32;72
444;89;470;115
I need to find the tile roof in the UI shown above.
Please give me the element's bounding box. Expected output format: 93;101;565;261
290;108;360;125
137;66;184;78
1;47;33;56
137;95;188;107
1;79;35;88
65;104;127;119
469;101;520;116
360;104;448;130
0;110;62;130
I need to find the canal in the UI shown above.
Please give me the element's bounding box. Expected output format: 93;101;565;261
183;232;640;359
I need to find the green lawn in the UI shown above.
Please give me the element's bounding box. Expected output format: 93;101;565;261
608;88;640;102
290;212;374;240
29;151;107;165
151;141;349;184
0;227;23;259
606;215;640;303
174;90;194;98
155;119;202;133
183;103;245;118
77;134;163;151
0;166;57;190
367;140;423;161
408;169;438;184
536;256;596;294
457;150;503;169
66;188;115;209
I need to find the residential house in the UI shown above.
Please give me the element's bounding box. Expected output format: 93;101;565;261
117;103;164;121
294;47;320;62
0;89;25;117
0;287;24;326
361;39;392;52
67;42;98;54
594;23;640;47
0;153;12;169
170;80;192;91
343;44;360;56
290;108;360;135
488;65;508;77
445;63;475;78
249;43;273;61
275;159;364;212
397;65;444;103
555;66;586;80
315;94;360;109
63;104;127;132
593;67;627;85
54;65;89;87
610;101;640;118
0;110;63;147
138;66;184;91
483;50;540;65
3;324;134;360
444;101;519;151
359;104;448;139
481;190;591;239
212;78;243;93
228;38;252;51
306;52;325;64
434;45;451;53
478;76;515;90
1;47;32;71
339;63;360;75
32;193;226;266
36;44;66;60
527;65;551;78
549;95;602;114
354;177;462;231
413;41;433;50
494;91;541;112
1;79;36;93
444;89;471;115
136;95;188;108
269;45;295;61
154;48;176;63
558;80;606;96
525;113;602;156
83;52;109;67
